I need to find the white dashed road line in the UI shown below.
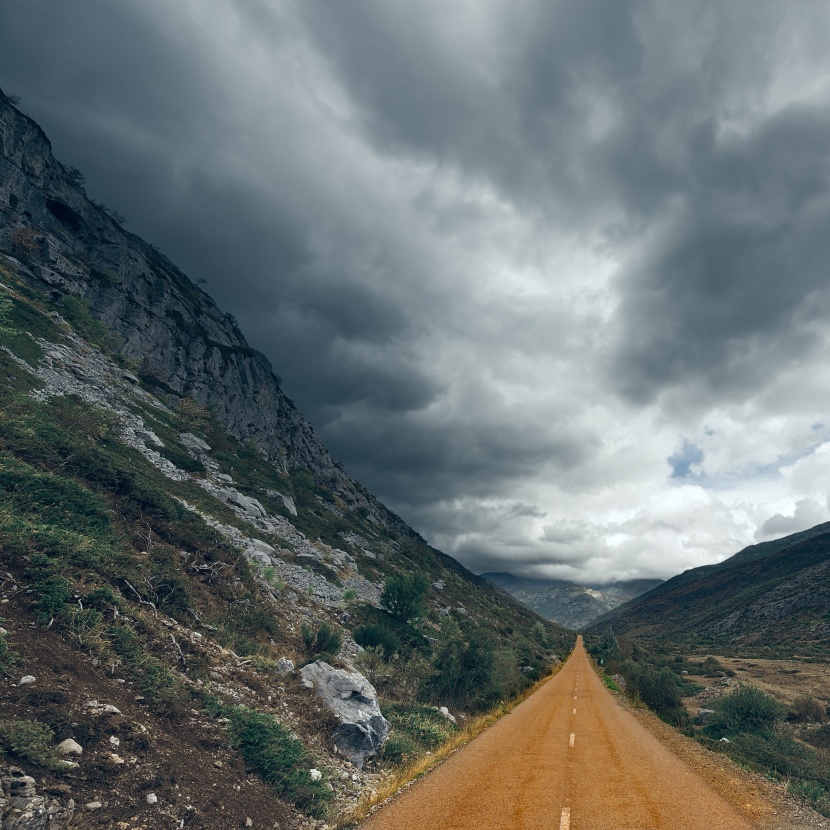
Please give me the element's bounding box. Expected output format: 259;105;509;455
559;806;571;830
569;732;575;748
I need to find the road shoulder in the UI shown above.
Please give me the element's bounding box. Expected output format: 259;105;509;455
613;691;826;830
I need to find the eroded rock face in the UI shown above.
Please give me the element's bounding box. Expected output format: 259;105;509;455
300;661;389;768
0;90;402;531
0;767;74;830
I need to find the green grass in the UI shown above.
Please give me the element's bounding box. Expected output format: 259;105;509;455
0;719;66;771
603;674;621;691
380;703;458;765
219;705;332;817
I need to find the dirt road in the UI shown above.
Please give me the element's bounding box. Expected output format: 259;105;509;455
360;636;759;829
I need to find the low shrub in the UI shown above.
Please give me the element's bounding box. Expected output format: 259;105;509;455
225;706;332;817
789;696;826;724
711;685;784;733
301;622;341;657
805;724;830;751
353;622;400;660
0;627;18;677
0;719;64;770
380;703;458;766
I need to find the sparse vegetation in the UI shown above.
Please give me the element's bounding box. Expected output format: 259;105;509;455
0;719;65;771
223;705;332;817
301;621;342;658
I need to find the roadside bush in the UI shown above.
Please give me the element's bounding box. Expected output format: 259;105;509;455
380;572;429;622
301;621;341;658
711;685;783;733
789;696;826;724
624;662;685;724
225;706;332;817
353;622;400;660
0;719;64;770
421;619;520;712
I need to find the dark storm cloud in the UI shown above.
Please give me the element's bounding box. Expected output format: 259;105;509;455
609;105;830;405
4;0;830;579
324;407;593;508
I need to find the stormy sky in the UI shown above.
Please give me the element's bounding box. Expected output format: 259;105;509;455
3;0;830;584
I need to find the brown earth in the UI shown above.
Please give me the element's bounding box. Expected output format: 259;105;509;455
0;586;304;830
718;657;830;707
359;637;823;830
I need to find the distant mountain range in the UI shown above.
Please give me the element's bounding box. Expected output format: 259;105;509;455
481;573;663;630
587;523;830;657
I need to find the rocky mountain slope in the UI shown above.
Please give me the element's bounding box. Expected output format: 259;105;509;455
482;573;662;629
0;88;574;830
588;525;830;657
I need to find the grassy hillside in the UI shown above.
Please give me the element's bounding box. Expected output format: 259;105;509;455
0;255;573;828
588;527;830;658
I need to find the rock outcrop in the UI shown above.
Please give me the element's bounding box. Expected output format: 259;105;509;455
0;767;74;830
0;87;387;524
300;661;389;768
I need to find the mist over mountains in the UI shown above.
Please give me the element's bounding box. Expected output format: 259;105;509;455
482;572;662;630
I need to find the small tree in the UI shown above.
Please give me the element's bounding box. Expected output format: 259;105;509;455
380;573;429;622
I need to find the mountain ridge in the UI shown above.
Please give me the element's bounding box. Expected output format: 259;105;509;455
587;523;830;656
482;572;662;629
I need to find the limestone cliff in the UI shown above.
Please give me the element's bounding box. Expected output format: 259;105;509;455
0;89;344;485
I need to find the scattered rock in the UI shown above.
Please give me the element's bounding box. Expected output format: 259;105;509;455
266;490;298;516
56;739;82;756
697;708;716;725
135;428;163;447
84;700;121;715
719;737;731;743
179;432;211;453
432;580;446;591
438;706;457;725
276;657;294;675
309;769;322;782
109;736;120;746
146;793;158;805
17;675;35;686
0;767;76;830
85;802;102;811
108;753;125;765
299;661;389;768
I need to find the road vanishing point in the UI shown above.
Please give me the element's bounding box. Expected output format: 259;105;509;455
361;636;758;830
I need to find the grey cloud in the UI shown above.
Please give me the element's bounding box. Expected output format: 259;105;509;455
757;499;828;540
608;104;830;406
4;0;830;583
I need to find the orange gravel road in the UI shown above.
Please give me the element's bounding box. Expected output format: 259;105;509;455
360;636;756;830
